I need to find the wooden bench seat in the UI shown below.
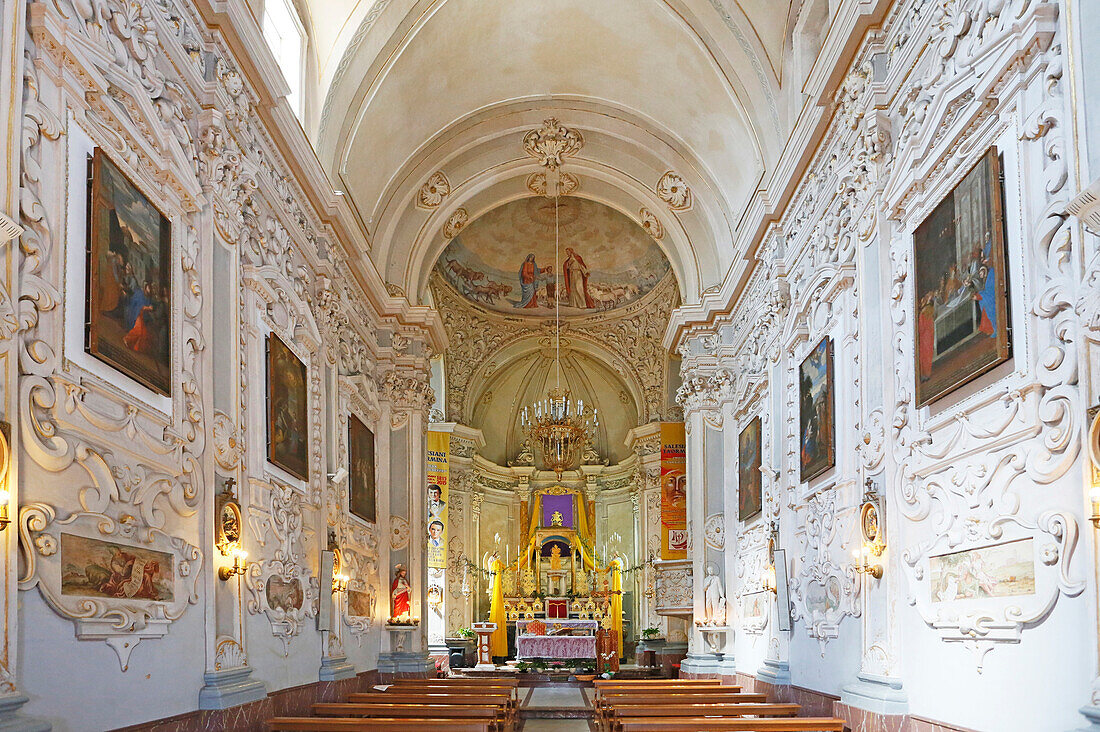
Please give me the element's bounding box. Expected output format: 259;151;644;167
392;677;520;687
595;692;766;729
593;679;722;687
615;717;846;731
267;717;491;731
348;691;515;723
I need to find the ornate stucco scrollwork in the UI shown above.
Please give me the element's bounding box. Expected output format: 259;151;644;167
417;171;451;209
655;171;693;212
522;118;584;169
443;208;469;239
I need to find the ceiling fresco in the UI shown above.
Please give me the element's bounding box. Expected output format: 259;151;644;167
435;197;671;316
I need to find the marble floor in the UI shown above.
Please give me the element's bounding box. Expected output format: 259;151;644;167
521;720;593;731
521;685;594;730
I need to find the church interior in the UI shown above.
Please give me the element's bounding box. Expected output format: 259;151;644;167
1;0;1100;730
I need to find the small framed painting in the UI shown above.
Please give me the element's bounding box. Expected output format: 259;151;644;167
799;336;835;483
738;416;762;522
348;414;377;523
266;333;309;481
913;147;1011;407
86;149;172;395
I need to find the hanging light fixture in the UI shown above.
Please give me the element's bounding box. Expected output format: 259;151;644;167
520;168;599;479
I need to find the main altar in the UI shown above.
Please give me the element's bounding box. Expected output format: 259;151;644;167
482;485;623;668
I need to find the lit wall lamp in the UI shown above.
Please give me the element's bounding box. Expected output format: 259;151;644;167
332;573;349;594
219;547;248;581
0;421;11;531
1088;405;1100;528
855;484;885;579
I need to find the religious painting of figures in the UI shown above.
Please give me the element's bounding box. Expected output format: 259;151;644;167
348;589;375;618
738;416;762;521
799;336;835;483
266;334;309;480
930;538;1035;603
348;414;376;523
913;147;1010;407
86;149;172;395
435;197;671;315
61;533;174;602
265;576;304;612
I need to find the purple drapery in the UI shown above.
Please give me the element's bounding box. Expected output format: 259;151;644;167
541;494;575;528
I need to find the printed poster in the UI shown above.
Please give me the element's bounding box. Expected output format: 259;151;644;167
427;431;449;569
660;422;687;559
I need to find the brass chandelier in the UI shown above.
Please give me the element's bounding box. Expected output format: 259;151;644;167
520;169;599;479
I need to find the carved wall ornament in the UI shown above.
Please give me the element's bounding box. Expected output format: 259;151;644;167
416;171;451;209
522;118;584;169
443;208;470;239
212;411;242;471
656;171;693;212
389;516;411;551
704;513;725;550
214;637;247;671
19;503;202;672
527;170;579;197
639;208;664;240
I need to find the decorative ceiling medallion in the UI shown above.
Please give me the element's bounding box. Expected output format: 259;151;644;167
523;118;584;170
527;171;579;197
656;171;693;211
442;207;469;239
639;208;664;239
416;171;451;210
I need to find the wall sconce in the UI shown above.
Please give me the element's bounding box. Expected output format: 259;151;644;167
854;496;884;579
219;547;248;581
1088;405;1100;527
332;573;349;594
0;422;10;531
1090;486;1100;529
764;521;779;593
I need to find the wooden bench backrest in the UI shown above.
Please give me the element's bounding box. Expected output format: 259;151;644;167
267;717;490;731
593;679;721;687
347;692;509;707
601;688;747;699
616;717;846;731
609;703;801;718
392;678;520;687
314;703;498;718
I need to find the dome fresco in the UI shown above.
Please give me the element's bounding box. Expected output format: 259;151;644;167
436;197;671;316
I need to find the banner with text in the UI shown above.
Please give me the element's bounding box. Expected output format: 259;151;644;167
660;422;687;559
427;431;450;569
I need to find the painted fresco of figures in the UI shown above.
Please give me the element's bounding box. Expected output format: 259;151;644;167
391;564;411;619
912;147;1011;407
435;197;670;315
87;149;172;395
799;336;835;483
349;415;377;523
61;535;174;602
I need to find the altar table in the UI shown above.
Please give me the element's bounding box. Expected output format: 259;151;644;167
516;618;598;633
516;634;597;659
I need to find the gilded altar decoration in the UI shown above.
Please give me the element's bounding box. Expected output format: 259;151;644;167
87;149;172;395
551;511;564;527
913;147;1011;406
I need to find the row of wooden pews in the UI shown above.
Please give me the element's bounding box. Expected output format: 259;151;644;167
594;678;846;732
267;676;520;731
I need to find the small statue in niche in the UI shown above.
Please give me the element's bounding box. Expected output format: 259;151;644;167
391;563;411;620
550;543;563;570
702;563;726;626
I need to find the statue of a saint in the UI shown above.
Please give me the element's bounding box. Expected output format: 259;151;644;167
702;564;726;626
550;544;562;570
391;564;411;619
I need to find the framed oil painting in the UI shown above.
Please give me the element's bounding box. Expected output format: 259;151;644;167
266;333;309;481
913;147;1011;407
86;148;172;395
348;413;377;523
61;533;174;602
738;416;762;521
799;336;835;483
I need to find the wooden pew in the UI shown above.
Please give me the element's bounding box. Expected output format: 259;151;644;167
348;691;515;725
615;718;845;732
392;677;520;687
267;717;490;731
384;680;520;701
604;703;800;732
314;702;509;732
593;679;722;687
594;688;752;726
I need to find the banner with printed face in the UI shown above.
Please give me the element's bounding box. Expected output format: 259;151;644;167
427;431;449;569
660;422;687;559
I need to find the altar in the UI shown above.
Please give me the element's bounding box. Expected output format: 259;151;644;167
515;618;599;660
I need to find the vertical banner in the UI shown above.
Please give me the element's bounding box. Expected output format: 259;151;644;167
427;431;449;569
660;422;687;559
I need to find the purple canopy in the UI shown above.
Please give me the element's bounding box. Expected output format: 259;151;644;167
541;494;574;529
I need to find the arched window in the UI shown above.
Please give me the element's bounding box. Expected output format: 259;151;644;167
262;0;305;117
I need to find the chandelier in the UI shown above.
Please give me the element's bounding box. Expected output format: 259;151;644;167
520;169;599;479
